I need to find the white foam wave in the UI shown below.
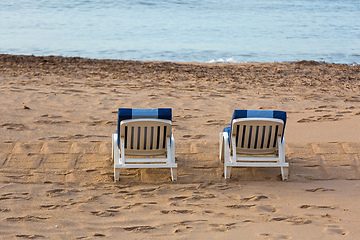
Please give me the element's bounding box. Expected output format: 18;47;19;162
207;57;236;63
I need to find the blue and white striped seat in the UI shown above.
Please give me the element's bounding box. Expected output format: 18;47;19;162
219;110;289;180
112;108;177;181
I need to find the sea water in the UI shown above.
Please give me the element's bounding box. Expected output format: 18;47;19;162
0;0;359;64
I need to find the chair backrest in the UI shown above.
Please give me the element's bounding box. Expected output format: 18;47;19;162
230;110;287;155
232;118;284;155
120;119;172;156
117;108;172;156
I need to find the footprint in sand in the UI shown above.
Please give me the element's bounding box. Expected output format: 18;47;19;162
47;134;108;140
1;192;30;200
0;123;27;131
88;120;116;126
161;209;194;214
173;220;207;233
213;183;233;191
224;195;270;210
271;216;312;225
242;195;269;202
252;205;277;213
259;233;291;240
93;233;106;237
321;214;341;221
289;217;312;225
46;189;66;197
123;226;156;232
209;223;237;232
298;104;356;123
15;234;46;239
182;134;205;139
34;119;70;124
174;226;192;234
135;187;159;193
189;193;216;200
299;204;336;210
305;187;335;192
123;202;157;209
177;114;198;119
306;105;337;111
205;119;226;126
297;114;344;123
169;196;188;201
90;211;114;217
39;204;61;210
6;215;48;221
41;114;62;118
324;225;348;235
226;204;255;209
208;93;226;98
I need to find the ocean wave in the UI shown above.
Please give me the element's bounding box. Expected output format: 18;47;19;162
207;57;237;63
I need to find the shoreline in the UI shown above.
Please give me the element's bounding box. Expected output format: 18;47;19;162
1;53;359;66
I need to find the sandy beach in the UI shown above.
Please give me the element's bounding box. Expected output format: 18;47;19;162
0;54;360;239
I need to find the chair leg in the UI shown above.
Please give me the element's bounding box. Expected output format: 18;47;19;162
219;132;224;162
171;168;177;181
170;135;176;164
281;167;289;181
112;137;114;161
114;168;120;181
225;166;232;179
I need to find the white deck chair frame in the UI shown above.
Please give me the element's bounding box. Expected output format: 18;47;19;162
219;118;289;180
112;118;177;181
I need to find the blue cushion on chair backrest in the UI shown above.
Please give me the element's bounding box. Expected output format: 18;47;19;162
226;110;287;144
232;110;286;127
117;108;172;147
118;108;172;123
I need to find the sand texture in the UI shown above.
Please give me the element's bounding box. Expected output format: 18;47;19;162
0;54;360;239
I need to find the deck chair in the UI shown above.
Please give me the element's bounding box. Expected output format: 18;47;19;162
112;108;177;181
219;110;289;181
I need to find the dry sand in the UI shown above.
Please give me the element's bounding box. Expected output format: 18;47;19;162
0;54;359;239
